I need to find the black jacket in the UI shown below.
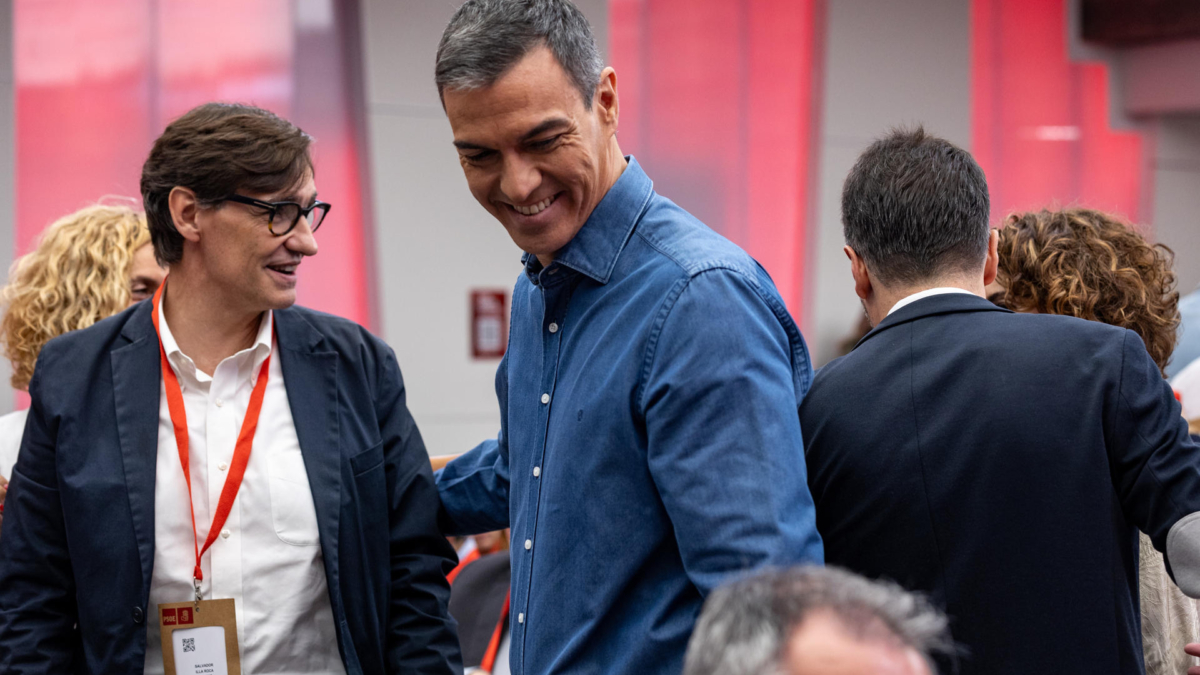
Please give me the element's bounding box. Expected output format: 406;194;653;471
802;293;1200;675
0;300;463;674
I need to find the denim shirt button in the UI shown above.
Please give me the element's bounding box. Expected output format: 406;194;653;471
549;322;559;333
541;393;550;404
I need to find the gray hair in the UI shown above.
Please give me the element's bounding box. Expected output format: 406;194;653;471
682;566;953;675
435;0;604;107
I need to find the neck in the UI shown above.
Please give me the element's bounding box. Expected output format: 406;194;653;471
869;276;985;325
534;141;628;269
162;268;263;376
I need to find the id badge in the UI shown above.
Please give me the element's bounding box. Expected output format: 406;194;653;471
158;599;242;675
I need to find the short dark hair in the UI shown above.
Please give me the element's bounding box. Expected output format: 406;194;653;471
435;0;604;108
140;102;313;265
841;127;990;286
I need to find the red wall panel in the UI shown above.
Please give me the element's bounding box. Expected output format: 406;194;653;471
14;0;373;326
609;0;823;322
971;0;1145;225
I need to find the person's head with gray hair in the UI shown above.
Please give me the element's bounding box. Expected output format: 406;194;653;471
436;0;604;107
683;567;953;675
435;0;627;271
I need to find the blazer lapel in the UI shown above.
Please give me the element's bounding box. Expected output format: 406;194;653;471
110;302;162;597
274;308;342;602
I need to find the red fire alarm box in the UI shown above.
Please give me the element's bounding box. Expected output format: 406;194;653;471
471;290;508;359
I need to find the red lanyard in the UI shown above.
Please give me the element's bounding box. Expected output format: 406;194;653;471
479;591;510;673
150;283;272;593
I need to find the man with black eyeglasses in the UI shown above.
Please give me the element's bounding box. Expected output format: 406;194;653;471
0;103;462;674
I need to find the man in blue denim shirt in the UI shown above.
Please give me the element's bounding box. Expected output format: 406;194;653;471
433;2;823;673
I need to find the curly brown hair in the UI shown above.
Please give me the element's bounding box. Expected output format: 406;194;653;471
995;208;1179;376
1;205;150;390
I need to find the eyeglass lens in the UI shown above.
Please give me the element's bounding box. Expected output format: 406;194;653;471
272;202;328;233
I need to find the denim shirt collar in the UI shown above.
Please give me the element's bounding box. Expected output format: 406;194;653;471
522;156;653;286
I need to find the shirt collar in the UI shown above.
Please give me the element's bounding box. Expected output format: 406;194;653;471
522;156;653;285
156;290;274;386
887;287;977;317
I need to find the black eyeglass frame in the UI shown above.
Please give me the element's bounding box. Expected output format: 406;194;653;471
219;194;331;236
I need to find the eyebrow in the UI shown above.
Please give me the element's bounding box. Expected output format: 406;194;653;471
453;116;572;151
273;190;319;204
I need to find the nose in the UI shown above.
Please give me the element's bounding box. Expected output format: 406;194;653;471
499;154;541;205
285;216;319;257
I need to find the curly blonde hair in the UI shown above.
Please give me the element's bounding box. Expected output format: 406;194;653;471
996;208;1179;375
1;205;151;390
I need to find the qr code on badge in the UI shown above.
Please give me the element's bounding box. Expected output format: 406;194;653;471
182;637;195;653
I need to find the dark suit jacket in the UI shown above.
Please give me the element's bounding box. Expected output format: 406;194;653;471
0;300;463;674
801;293;1200;675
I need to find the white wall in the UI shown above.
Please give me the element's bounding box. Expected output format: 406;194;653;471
1152;116;1200;299
359;0;608;456
810;0;972;365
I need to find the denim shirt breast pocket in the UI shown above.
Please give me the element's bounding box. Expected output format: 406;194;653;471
267;445;322;546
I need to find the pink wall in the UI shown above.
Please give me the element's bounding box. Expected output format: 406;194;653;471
14;0;373;329
609;0;824;321
972;0;1145;226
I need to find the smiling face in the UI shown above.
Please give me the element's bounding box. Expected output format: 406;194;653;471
444;45;623;265
194;170;320;314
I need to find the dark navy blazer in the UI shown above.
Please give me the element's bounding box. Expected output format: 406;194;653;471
801;293;1200;675
0;300;463;674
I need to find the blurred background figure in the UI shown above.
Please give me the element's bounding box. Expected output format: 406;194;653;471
448;529;509;584
0;204;163;534
682;566;950;675
1168;289;1200;380
449;532;512;674
991;207;1197;675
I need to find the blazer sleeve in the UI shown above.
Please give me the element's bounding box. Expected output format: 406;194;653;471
1106;329;1200;597
0;361;79;673
375;346;464;674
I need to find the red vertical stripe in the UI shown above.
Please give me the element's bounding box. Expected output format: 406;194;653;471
971;0;1144;225
609;0;823;318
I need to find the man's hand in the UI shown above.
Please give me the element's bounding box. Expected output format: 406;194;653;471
1186;643;1200;674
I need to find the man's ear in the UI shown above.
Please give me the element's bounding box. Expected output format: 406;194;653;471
595;67;619;132
983;228;1000;287
845;246;873;301
168;187;203;245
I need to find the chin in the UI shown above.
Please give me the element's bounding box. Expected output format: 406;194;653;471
263;290;298;311
511;226;576;261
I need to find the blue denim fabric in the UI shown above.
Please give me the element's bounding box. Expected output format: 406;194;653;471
436;158;823;675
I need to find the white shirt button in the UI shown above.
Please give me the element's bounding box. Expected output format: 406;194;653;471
540;393;550;404
524;539;532;550
218;462;228;472
548;322;559;333
215;398;224;408
533;466;541;477
518;613;525;624
221;529;231;539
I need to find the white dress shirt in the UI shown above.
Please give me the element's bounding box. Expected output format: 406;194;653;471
144;295;345;674
887;287;977;317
